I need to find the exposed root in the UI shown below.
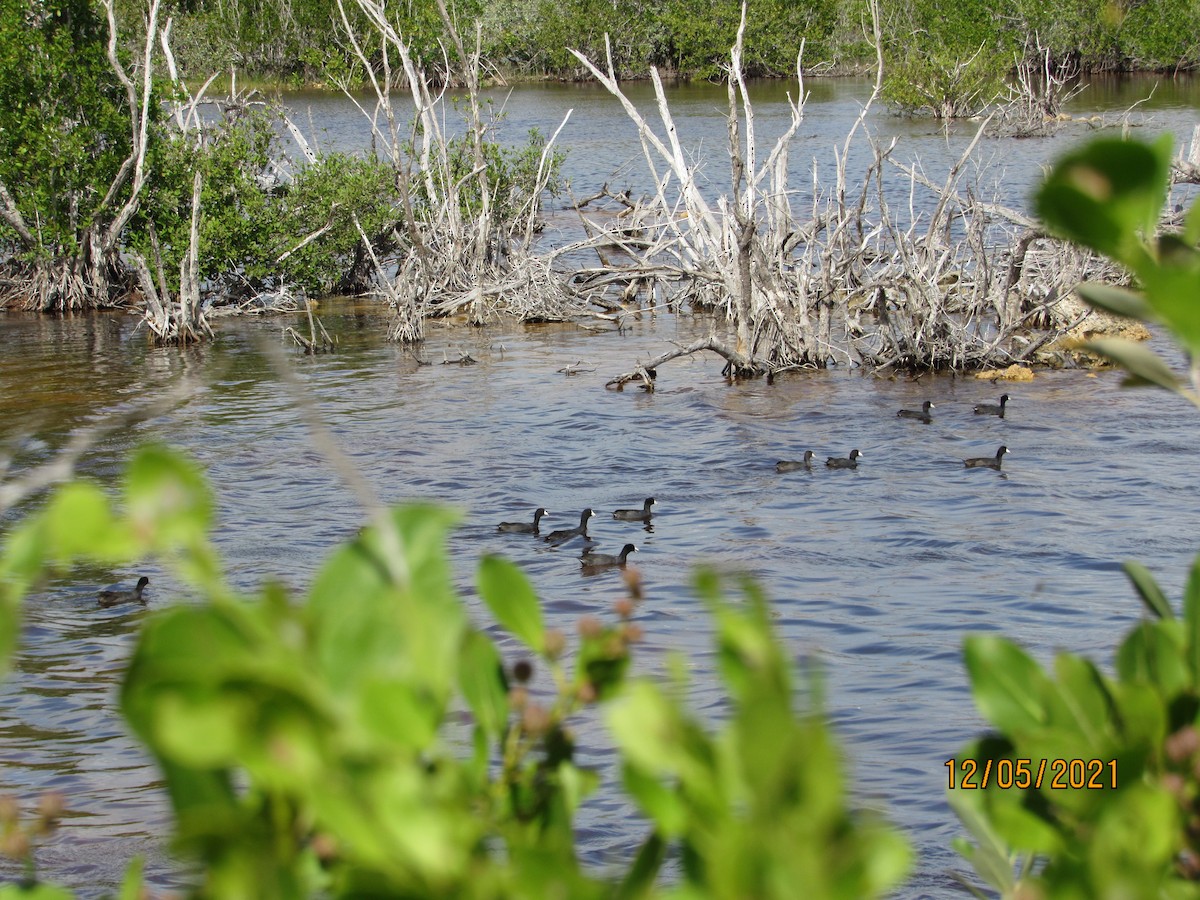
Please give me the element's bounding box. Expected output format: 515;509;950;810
138;172;211;344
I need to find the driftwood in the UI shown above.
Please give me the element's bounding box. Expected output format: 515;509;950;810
607;336;761;389
284;300;337;354
1172;125;1200;188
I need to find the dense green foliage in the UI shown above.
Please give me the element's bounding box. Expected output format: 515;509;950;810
949;133;1200;895
0;0;142;261
110;0;1200;87
880;0;1012;118
0;0;567;312
880;0;1200;116
137;111;401;296
0;446;910;896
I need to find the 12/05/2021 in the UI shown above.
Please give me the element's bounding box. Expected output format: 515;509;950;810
946;758;1117;790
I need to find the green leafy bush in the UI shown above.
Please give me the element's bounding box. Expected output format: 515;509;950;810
952;562;1200;896
1;445;910;897
882;46;1012;119
881;0;1013;118
0;0;137;263
950;132;1200;895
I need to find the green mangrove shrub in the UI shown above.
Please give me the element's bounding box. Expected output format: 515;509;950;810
0;444;910;897
949;133;1200;896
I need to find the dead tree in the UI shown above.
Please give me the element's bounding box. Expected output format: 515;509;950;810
988;38;1083;137
577;1;1110;382
571;2;869;376
334;0;580;342
135;171;212;344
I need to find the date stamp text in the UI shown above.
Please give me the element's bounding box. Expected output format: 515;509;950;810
946;758;1117;790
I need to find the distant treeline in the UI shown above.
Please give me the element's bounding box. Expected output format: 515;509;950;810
119;0;1200;86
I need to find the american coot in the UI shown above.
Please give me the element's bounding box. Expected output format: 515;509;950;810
826;449;863;469
973;394;1010;417
613;498;656;521
776;450;815;472
964;446;1009;469
580;544;638;567
897;400;935;423
544;509;596;545
98;576;149;609
498;507;548;534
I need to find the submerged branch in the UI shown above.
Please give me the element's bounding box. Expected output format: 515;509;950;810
606;336;764;389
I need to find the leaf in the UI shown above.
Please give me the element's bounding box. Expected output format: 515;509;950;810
963;636;1051;735
1156;232;1200;267
118;856;146;900
1123;561;1174;620
1081;338;1180;392
615;830;667;900
1074;283;1154;321
1116;620;1190;697
123;603;328;767
1138;261;1200;359
621;763;687;837
607;682;692;778
477;554;545;654
0;882;74;899
947;789;1021;895
1091;785;1180;875
0;593;16;679
0;519;46;592
357;678;440;750
150;687;247;768
1185;555;1200;686
458;628;509;738
986;789;1065;854
308;506;465;704
693;568;788;705
123;445;214;549
1035;135;1173;265
1185;196;1200;245
861;829;916;897
1050;653;1116;751
557;761;600;817
42;481;127;562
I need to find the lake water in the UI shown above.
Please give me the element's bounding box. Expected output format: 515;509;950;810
2;76;1200;897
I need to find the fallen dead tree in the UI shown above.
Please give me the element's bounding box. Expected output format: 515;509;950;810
569;1;1122;380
